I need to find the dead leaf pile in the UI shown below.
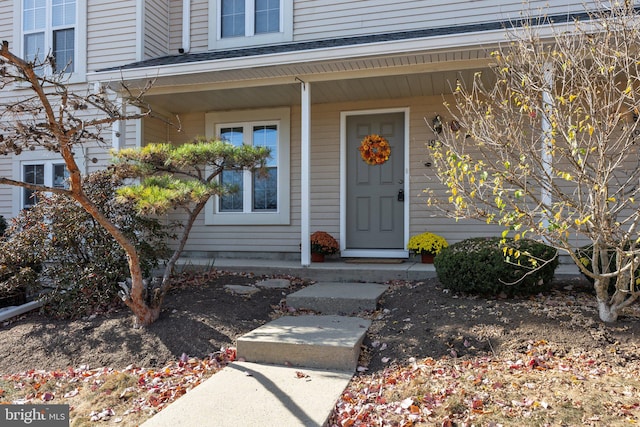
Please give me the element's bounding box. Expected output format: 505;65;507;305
1;347;236;424
331;340;640;426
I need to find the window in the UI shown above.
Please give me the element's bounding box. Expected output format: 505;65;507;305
220;0;280;39
209;0;292;49
22;162;69;209
21;0;77;73
218;123;278;213
205;108;290;225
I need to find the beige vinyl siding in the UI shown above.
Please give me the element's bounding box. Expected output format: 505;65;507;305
177;107;302;255
183;1;590;56
405;94;505;244
87;0;137;71
170;0;209;53
168;1;183;53
167;112;206;144
190;0;210;52
294;0;590;41
0;1;13;49
143;112;205;147
144;0;170;59
169;0;208;54
171;94;507;257
308;104;341;236
144;117;169;146
0;156;13;218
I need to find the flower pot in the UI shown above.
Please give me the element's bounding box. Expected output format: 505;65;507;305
421;253;435;264
311;253;325;263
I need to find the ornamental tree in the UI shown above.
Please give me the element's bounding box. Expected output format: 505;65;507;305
427;4;640;322
0;40;165;326
111;139;270;313
0;41;269;326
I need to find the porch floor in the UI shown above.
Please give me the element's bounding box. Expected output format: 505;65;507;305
176;257;579;283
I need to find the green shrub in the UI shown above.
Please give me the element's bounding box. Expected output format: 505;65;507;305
0;215;44;307
434;237;559;296
0;169;172;318
0;215;6;237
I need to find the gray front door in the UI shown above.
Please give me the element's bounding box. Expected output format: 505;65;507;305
346;112;405;249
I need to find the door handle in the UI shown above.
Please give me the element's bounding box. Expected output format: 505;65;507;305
397;189;404;202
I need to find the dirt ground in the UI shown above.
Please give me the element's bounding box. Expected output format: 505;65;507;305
0;270;639;378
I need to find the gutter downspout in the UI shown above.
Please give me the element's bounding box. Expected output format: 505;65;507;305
182;0;191;53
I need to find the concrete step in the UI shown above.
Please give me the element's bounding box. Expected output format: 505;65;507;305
236;315;371;372
140;361;353;427
287;282;387;315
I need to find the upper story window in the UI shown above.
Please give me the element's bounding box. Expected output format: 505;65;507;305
15;0;86;79
221;0;280;38
23;0;76;72
205;107;290;226
209;0;292;50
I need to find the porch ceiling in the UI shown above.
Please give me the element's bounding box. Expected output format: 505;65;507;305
101;46;495;115
143;68;488;114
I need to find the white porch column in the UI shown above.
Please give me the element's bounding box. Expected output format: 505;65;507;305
541;62;553;229
112;98;124;151
300;81;311;266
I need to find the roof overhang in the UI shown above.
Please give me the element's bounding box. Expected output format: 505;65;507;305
89;28;508;93
90;18;580;113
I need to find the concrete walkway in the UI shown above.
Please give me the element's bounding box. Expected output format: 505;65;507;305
141;258;579;426
142;280;388;427
141;361;353;427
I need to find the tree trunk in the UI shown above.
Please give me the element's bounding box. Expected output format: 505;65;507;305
597;298;619;323
159;201;208;293
72;191;159;327
594;278;619;323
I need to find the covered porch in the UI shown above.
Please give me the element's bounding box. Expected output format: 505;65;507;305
92;32;498;266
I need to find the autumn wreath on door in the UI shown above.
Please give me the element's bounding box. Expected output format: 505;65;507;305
359;134;391;165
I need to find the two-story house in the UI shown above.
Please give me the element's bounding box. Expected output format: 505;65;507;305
0;1;591;265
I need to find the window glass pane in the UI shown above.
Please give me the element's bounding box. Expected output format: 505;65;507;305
24;32;45;65
220;170;244;211
53;164;69;188
252;125;277;211
221;0;245;38
52;0;76;26
253;167;277;211
53;28;74;72
253;125;277;167
220;127;244;146
23;0;46;31
255;0;279;34
219;126;244;211
23;164;44;208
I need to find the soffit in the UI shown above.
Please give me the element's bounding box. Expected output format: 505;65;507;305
133;49;492;114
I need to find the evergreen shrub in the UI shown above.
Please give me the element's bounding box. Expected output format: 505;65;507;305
0;170;172;318
434;237;559;296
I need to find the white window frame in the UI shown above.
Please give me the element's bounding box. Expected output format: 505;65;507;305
12;151;85;216
205;107;290;225
208;0;293;50
13;0;87;82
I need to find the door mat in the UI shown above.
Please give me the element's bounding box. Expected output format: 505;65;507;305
344;258;405;264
